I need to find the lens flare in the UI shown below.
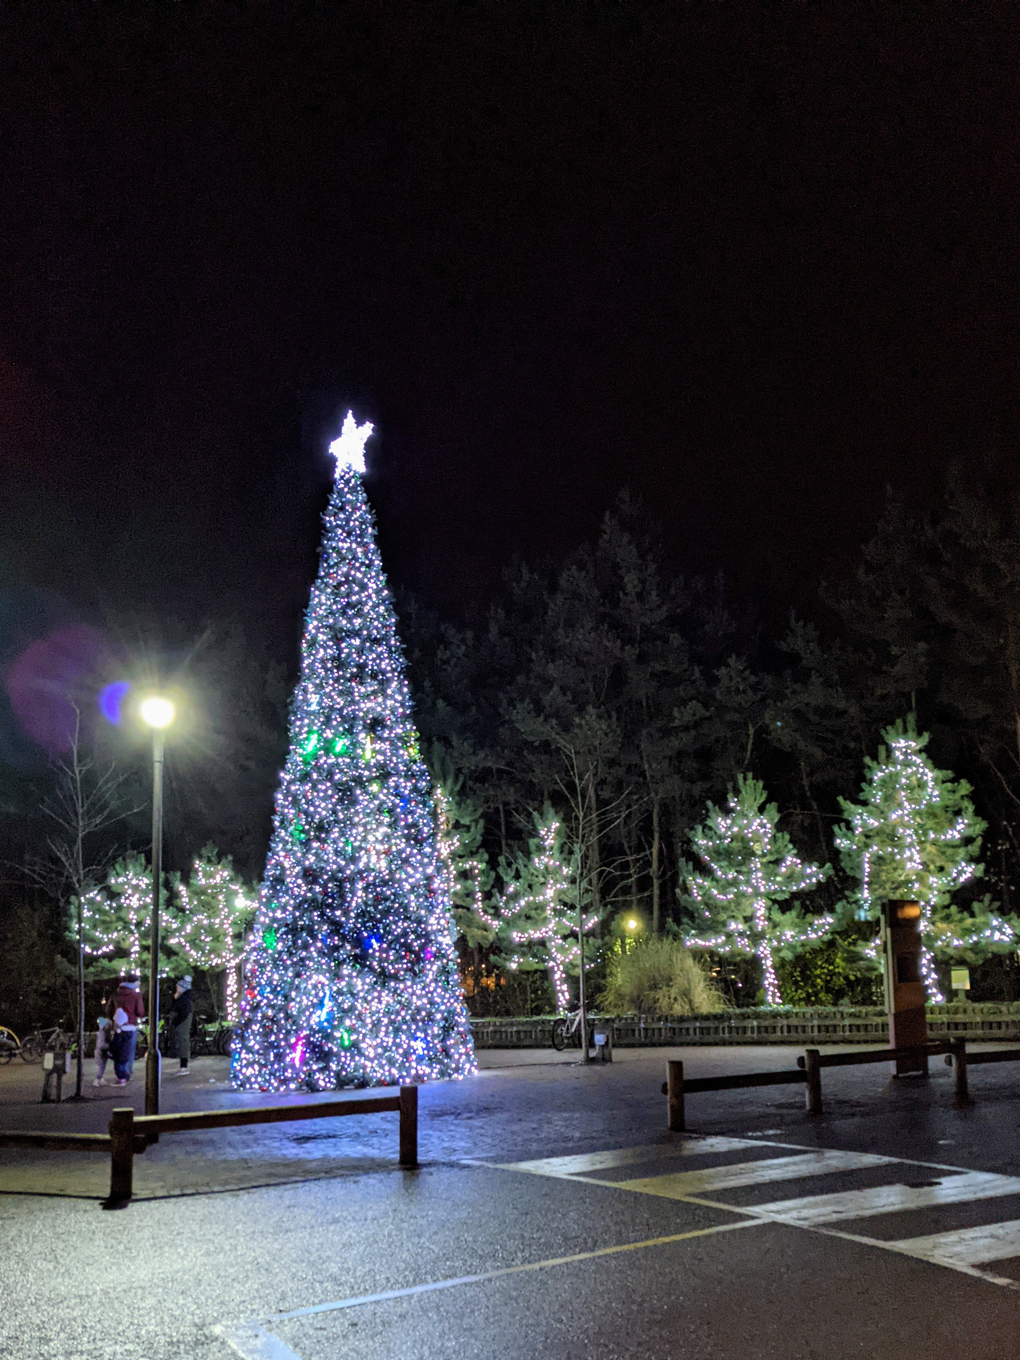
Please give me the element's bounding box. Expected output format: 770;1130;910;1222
98;681;130;726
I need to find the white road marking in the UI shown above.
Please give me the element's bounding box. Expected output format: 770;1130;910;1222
215;1218;766;1352
616;1149;895;1198
499;1137;757;1177
216;1139;1020;1348
216;1321;302;1360
748;1171;1020;1226
887;1218;1020;1268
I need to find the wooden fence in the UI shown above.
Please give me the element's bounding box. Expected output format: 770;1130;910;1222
663;1040;1020;1129
0;1086;418;1209
471;1003;1020;1048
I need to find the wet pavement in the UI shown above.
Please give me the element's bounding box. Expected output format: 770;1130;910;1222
1;1045;1018;1358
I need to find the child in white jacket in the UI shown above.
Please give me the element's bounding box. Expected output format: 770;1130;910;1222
92;1016;113;1087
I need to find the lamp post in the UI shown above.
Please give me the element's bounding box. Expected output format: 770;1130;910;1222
140;695;174;1116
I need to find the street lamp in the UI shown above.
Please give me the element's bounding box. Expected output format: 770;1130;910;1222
140;695;174;1116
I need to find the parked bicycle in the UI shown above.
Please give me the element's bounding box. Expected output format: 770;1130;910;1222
151;1016;234;1057
551;1008;604;1051
19;1026;76;1064
0;1027;21;1064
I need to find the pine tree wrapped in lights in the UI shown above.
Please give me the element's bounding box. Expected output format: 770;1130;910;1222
680;775;831;1006
435;785;495;952
487;807;596;1014
232;414;475;1090
834;717;1014;1002
78;853;170;978
171;847;257;1023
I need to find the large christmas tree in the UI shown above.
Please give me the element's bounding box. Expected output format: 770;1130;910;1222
232;414;475;1090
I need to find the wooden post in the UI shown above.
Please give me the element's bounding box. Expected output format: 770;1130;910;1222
666;1060;685;1132
951;1038;971;1106
804;1048;823;1115
106;1107;135;1209
884;901;928;1075
399;1085;418;1169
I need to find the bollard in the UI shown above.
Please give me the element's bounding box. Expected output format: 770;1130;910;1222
666;1060;685;1132
951;1037;971;1106
41;1052;70;1103
106;1107;135;1209
804;1048;823;1116
398;1084;418;1169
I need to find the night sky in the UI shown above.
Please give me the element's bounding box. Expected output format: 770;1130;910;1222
2;2;1018;675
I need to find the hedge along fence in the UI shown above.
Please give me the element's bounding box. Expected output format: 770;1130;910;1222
470;1002;1020;1048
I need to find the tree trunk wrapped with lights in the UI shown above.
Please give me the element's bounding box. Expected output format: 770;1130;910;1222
680;775;831;1006
232;415;475;1090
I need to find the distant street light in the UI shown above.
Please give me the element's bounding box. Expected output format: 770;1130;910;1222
140;695;174;1116
625;917;640;933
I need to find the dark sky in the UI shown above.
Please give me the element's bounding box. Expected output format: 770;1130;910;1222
2;2;1019;665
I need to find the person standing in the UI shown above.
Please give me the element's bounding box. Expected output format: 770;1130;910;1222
167;976;194;1076
92;1016;113;1087
106;973;145;1085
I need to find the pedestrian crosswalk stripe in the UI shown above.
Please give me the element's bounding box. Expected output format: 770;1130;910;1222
501;1137;757;1178
746;1170;1020;1226
886;1219;1020;1269
617;1149;895;1198
494;1138;1020;1291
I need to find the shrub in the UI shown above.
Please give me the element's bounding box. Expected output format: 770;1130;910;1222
599;937;727;1016
775;938;882;1007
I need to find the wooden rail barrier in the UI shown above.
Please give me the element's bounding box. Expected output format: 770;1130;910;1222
661;1039;1020;1130
105;1086;418;1207
0;1131;112;1151
0;1088;419;1207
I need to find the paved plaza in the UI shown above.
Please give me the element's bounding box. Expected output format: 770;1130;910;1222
2;1045;1019;1358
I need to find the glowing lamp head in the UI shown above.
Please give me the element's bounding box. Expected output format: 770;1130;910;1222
328;411;374;476
625;917;640;932
140;696;175;729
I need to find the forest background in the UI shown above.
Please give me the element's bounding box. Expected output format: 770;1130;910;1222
3;475;1020;1029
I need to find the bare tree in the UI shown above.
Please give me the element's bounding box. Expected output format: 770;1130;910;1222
24;712;135;1098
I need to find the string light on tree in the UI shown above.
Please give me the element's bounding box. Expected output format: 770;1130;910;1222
232;413;475;1090
481;807;596;1014
170;846;257;1023
78;853;162;976
680;775;831;1006
434;785;495;953
834;717;1015;1002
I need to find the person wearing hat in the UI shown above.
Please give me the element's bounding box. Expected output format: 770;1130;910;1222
166;975;194;1076
106;974;145;1085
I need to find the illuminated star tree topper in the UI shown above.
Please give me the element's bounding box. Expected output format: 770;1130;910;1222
232;413;475;1090
329;411;374;475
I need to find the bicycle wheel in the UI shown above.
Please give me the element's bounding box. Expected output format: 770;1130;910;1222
551;1018;567;1051
20;1032;45;1063
0;1027;19;1064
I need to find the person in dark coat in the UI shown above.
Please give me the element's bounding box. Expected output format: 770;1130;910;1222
167;975;194;1076
106;974;145;1084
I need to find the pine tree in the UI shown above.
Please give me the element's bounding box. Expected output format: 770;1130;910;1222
78;853;173;980
680;775;831;1006
232;414;475;1090
490;807;596;1014
834;716;1014;1001
171;847;257;1022
434;784;494;952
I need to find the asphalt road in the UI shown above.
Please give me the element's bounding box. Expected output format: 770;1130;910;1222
2;1047;1019;1359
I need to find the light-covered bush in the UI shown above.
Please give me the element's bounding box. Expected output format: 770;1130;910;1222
599;936;727;1016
